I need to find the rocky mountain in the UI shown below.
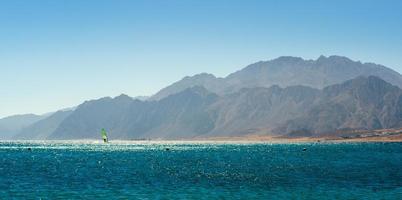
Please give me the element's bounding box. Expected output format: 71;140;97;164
6;55;402;140
152;56;402;100
0;114;45;139
16;76;401;140
205;76;402;137
49;87;218;139
277;76;402;136
205;85;320;136
150;73;226;100
48;94;135;140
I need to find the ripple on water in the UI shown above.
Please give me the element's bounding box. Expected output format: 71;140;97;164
0;141;401;199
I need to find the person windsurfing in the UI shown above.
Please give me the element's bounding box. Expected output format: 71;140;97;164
101;128;108;143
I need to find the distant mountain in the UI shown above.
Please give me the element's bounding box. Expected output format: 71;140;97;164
49;88;217;139
20;76;399;140
133;96;149;101
48;94;135;139
206;85;320;136
150;73;226;100
276;76;402;136
0;114;45;139
7;55;402;140
14;110;73;140
151;56;402;100
204;76;402;137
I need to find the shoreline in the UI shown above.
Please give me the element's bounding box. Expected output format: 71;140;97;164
2;133;402;144
196;135;402;143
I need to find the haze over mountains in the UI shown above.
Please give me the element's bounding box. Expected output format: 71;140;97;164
0;114;45;139
2;55;402;140
151;55;402;100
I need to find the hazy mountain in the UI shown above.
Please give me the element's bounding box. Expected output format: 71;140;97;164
49;87;217;139
116;86;217;139
206;76;402;137
32;76;401;140
48;94;135;139
14;110;73;140
150;73;226;100
0;114;45;139
152;56;402;100
206;86;320;136
134;96;149;101
276;76;402;136
8;55;402;140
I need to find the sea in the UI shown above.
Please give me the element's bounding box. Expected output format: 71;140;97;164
0;141;401;199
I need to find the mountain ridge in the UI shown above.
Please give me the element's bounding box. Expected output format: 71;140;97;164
0;114;45;139
152;55;402;100
15;76;401;140
4;55;402;140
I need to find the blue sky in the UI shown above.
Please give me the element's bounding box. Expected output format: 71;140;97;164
1;0;402;117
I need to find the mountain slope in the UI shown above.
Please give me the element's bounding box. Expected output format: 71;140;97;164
0;114;45;139
14;110;73;140
42;76;402;139
275;76;402;136
150;73;226;100
206;85;320;136
49;87;218;139
48;94;134;139
9;55;402;140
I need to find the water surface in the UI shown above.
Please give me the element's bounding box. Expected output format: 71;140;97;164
0;141;401;199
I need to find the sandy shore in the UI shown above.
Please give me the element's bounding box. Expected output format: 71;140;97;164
3;132;401;144
198;133;402;143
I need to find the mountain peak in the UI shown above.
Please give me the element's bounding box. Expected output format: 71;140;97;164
13;57;402;140
316;55;355;64
152;55;402;100
114;94;132;100
272;56;304;63
150;72;223;101
183;73;217;81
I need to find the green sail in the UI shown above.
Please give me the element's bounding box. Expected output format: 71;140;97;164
101;128;108;143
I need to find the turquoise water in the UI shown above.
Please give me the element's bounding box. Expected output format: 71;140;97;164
0;141;401;199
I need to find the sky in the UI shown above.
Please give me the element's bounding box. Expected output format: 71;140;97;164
1;0;402;117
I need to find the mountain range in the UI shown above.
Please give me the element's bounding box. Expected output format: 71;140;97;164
0;114;45;139
151;55;402;100
2;55;402;140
